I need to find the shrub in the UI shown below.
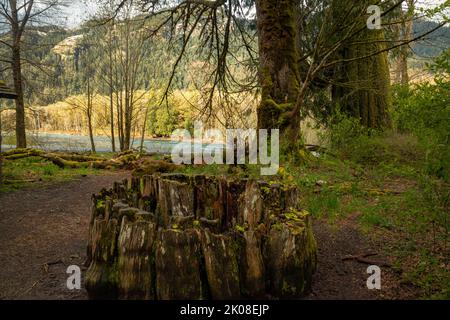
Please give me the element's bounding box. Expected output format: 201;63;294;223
391;50;450;180
323;50;449;181
320;109;394;165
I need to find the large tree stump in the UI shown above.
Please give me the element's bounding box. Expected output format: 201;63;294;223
155;228;205;300
201;229;241;300
85;174;317;300
239;231;266;298
117;215;156;300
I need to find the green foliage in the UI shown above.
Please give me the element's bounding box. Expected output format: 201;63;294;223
0;156;99;193
324;49;449;182
305;189;340;220
360;210;393;229
147;104;181;137
285;153;449;298
321;109;394;165
391;50;450;180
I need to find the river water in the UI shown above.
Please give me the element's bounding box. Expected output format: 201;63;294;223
1;132;224;154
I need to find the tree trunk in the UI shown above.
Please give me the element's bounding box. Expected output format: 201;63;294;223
109;25;116;153
396;2;414;87
331;1;391;129
110;91;115;152
255;0;301;138
87;79;96;153
0;109;3;186
122;27;131;151
140;106;150;153
87;112;96;153
117;89;124;151
11;44;27;148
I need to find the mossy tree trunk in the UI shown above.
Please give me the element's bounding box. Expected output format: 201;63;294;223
255;0;302;143
331;1;391;129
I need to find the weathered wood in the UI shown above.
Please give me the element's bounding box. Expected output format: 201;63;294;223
1;148;144;169
85;217;120;299
155;229;204;300
85;173;318;300
201;230;241;300
239;231;266;298
264;210;317;298
117;216;157;299
157;177;195;226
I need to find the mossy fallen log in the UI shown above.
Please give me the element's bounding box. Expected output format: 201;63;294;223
1;148;145;169
3;149;83;168
85;174;318;300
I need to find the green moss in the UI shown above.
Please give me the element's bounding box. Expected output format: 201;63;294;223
0;156;100;193
96;199;106;210
282;280;298;296
260;186;271;195
235;224;246;233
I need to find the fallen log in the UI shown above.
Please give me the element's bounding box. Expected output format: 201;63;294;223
3;148;44;157
2;148;140;169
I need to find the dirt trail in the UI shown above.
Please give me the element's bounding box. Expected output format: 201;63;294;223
0;173;419;300
0;172;129;300
309;217;419;300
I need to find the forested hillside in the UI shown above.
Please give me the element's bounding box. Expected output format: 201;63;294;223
413;19;450;57
1;16;448;139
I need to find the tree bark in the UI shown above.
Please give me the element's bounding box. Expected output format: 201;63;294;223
86;78;96;153
11;42;26;148
331;1;391;129
0;109;3;186
9;0;29;148
255;0;301;135
109;27;116;153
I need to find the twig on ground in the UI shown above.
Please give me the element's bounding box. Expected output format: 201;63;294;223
342;253;392;267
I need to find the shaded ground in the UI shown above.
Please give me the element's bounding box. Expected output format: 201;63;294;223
0;172;129;300
308;215;420;300
0;173;420;300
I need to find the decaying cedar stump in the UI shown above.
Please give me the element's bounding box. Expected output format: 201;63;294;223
155;229;204;300
117;215;156;300
85;174;317;300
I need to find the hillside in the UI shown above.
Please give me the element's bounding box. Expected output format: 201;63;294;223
412;19;450;57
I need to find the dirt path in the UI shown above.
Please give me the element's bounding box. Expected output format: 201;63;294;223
309;216;420;300
0;174;419;300
0;172;129;300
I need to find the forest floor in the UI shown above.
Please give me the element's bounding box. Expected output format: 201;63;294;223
0;167;427;300
0;172;129;300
